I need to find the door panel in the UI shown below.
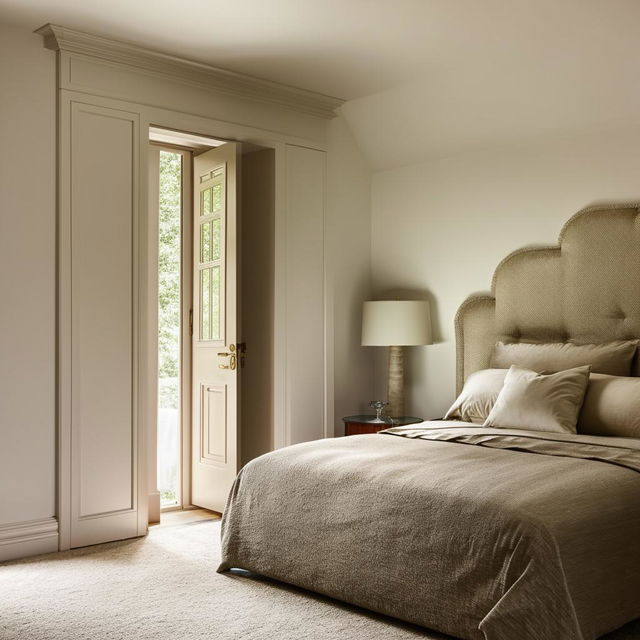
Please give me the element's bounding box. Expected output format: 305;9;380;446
284;145;326;444
70;102;139;547
200;384;227;463
192;143;240;512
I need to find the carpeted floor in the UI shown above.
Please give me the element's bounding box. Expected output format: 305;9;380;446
1;519;638;640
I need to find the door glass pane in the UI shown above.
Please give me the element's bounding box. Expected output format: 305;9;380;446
211;217;221;261
211;183;222;212
200;221;212;263
197;164;224;343
201;268;211;341
211;265;220;340
201;188;212;216
157;150;182;509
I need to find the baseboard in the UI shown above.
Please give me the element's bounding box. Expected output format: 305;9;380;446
148;491;161;525
0;517;59;562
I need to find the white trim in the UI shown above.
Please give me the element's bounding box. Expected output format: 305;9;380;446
136;116;150;538
272;144;288;449
146;144;161;523
65;89;325;152
57;90;72;551
35;24;343;120
148;491;161;525
180;150;194;507
0;518;59;562
321;151;334;438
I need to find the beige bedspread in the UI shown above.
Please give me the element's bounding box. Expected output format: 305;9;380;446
218;422;640;640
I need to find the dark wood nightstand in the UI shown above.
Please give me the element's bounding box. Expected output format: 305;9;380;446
342;415;423;436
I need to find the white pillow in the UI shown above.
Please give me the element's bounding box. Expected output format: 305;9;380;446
444;369;508;423
483;365;591;434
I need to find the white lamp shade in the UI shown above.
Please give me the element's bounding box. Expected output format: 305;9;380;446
361;300;432;346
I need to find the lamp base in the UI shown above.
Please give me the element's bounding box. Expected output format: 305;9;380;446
387;345;404;418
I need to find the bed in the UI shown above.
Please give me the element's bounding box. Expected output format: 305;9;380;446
218;204;640;640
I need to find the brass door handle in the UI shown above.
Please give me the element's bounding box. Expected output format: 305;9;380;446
217;346;237;370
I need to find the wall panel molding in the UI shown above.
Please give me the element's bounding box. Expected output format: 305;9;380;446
36;24;343;120
281;144;327;444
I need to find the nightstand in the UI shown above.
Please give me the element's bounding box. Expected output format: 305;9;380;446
342;415;423;436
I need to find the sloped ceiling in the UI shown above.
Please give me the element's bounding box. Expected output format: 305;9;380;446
2;0;639;170
341;0;640;169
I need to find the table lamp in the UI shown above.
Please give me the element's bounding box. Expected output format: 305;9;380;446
361;300;432;418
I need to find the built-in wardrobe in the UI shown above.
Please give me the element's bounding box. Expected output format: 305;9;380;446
37;24;341;551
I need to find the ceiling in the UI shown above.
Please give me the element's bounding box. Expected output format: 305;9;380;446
2;0;640;169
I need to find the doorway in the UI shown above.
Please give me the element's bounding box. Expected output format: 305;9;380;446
155;146;186;509
148;139;193;518
148;127;275;524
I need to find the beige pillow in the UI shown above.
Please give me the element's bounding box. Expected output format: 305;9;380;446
578;374;640;439
444;369;508;423
491;340;637;376
483;365;591;434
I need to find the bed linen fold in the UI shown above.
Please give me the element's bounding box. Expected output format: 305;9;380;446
218;423;640;640
382;424;640;473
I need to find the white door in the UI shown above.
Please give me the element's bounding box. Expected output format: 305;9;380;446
192;143;241;512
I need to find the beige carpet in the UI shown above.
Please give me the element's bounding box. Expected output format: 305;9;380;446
1;519;638;640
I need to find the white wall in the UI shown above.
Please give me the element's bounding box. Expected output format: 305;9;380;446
326;115;373;433
371;124;640;419
0;23;56;525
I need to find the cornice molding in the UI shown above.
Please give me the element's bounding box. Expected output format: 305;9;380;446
36;23;344;119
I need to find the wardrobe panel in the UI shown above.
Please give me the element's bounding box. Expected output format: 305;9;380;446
70;102;139;547
284;145;326;445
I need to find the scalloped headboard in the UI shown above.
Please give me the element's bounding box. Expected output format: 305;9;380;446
455;203;640;393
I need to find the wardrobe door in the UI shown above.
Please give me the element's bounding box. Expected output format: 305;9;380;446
68;102;141;547
283;144;326;445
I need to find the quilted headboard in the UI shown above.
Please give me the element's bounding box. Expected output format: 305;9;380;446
455;203;640;393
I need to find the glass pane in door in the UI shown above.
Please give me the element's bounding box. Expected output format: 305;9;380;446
201;221;212;263
200;267;211;341
197;163;225;344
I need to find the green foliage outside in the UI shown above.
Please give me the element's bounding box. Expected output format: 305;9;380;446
160;489;177;504
158;151;182;410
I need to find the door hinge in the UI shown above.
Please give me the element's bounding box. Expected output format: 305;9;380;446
189;309;193;337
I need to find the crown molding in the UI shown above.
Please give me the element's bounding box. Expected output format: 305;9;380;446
35;23;344;119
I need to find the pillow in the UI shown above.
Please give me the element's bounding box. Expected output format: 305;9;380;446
444;369;508;423
491;340;637;376
483;365;591;434
578;373;640;439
